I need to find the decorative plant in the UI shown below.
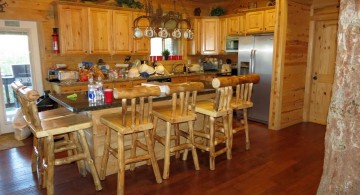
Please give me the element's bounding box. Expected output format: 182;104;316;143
162;49;170;60
115;0;144;9
210;7;225;16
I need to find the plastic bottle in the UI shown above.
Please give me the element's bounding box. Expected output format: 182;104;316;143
88;78;97;104
95;76;104;101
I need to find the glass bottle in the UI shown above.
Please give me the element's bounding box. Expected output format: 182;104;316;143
95;76;104;101
88;78;97;104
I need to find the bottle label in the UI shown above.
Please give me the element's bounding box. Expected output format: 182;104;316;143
88;90;96;101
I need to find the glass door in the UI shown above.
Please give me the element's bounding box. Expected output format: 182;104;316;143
0;20;43;134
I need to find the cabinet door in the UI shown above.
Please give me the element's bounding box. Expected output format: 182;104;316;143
88;8;112;54
201;18;219;55
219;18;227;54
264;9;276;32
227;16;240;35
57;5;88;54
187;18;201;55
132;12;150;54
246;11;264;34
113;10;133;54
239;15;246;34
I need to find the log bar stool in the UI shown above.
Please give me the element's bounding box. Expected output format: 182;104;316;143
192;77;234;170
152;82;204;179
219;74;260;150
17;86;102;195
11;81;76;188
99;86;162;195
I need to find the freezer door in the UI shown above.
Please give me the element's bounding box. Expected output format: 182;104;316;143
249;35;274;123
237;36;254;75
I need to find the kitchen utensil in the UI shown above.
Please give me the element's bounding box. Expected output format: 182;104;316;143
133;27;143;38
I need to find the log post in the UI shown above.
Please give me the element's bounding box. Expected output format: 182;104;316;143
317;0;360;194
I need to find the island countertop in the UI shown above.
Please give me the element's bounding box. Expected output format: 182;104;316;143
49;83;215;113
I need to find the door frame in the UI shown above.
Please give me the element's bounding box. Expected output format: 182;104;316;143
0;20;43;134
303;4;339;123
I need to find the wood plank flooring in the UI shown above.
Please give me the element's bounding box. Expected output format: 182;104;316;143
0;119;326;195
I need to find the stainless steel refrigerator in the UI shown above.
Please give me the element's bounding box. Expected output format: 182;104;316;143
237;34;273;124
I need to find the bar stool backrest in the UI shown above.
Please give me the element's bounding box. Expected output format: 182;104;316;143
165;82;204;118
212;74;260;107
16;86;42;133
113;86;161;127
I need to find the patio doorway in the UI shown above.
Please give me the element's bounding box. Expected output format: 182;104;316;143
0;20;43;134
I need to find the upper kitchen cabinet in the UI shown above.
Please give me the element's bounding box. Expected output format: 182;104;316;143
219;18;227;54
187;18;202;55
245;8;275;34
88;8;112;54
132;12;150;55
201;18;219;55
227;15;245;35
57;5;88;54
112;10;133;54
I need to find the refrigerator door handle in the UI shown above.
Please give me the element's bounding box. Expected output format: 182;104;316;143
251;49;257;73
249;49;254;74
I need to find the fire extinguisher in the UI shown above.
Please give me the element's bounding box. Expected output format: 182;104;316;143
52;28;59;54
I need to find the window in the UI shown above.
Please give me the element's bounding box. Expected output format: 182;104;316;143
150;37;181;59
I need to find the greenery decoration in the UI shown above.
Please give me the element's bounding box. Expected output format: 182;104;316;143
116;0;144;9
210;7;225;16
162;49;170;60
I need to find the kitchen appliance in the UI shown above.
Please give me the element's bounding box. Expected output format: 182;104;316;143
237;34;274;124
226;36;239;52
48;70;59;81
58;70;79;82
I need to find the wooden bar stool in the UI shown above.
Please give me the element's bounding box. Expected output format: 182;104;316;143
152;82;204;179
191;77;234;170
230;74;260;150
99;86;162;195
17;87;102;195
11;81;76;187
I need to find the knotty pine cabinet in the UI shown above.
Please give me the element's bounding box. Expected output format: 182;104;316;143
245;9;275;34
57;4;89;54
227;15;245;35
201;18;220;55
88;8;112;54
219;18;227;54
132;12;151;55
56;4;150;55
187;18;202;55
112;10;133;54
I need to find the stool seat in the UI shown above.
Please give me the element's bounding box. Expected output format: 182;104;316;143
38;107;74;121
34;114;92;138
152;105;197;123
100;112;153;134
195;100;230;118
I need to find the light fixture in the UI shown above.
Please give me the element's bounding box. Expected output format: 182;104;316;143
133;0;193;39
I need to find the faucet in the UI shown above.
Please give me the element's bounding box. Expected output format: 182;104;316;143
172;63;187;74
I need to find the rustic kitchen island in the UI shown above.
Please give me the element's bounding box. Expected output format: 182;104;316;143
49;83;215;176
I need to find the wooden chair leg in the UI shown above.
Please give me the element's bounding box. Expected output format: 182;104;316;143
222;115;232;160
243;109;250;150
188;120;200;171
117;132;125;195
174;124;180;158
63;133;74;157
31;136;37;173
70;132;87;177
130;133;138;171
227;112;233;159
78;130;102;191
100;127;111;180
144;130;162;184
209;117;215;171
45;135;55;195
163;122;172;179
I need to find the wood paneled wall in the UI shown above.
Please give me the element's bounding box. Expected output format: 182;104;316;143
269;0;310;130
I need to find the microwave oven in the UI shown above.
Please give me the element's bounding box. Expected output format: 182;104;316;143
226;36;239;52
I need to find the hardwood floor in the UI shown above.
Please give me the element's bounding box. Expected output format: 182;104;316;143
0;119;325;195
